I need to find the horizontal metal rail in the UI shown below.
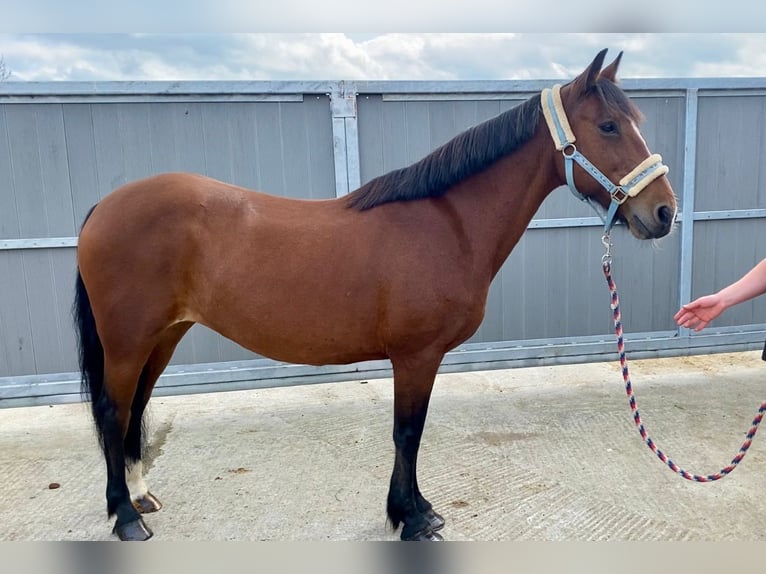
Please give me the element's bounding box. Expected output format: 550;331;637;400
3;326;764;408
4;209;766;250
2;77;766;99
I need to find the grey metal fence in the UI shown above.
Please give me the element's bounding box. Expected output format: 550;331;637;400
2;78;766;407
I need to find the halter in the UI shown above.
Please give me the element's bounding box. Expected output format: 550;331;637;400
541;84;669;233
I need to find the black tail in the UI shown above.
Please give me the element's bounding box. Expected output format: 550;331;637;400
73;205;107;451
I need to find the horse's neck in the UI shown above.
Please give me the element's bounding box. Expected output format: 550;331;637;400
449;136;561;278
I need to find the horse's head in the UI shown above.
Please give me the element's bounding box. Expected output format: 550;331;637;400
548;49;677;240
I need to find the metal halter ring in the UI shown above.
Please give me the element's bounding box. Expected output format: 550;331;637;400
610;187;629;204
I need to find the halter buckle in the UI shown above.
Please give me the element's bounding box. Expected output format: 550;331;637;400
610;187;629;204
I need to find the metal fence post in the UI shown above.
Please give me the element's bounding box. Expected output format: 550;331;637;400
330;81;361;197
678;88;698;339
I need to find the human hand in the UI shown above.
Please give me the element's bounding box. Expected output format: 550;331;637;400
674;294;727;331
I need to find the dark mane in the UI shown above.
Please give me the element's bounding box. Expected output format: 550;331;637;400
345;94;542;211
345;78;640;211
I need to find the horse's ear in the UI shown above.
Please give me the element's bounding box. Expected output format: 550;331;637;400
600;51;623;83
570;48;608;96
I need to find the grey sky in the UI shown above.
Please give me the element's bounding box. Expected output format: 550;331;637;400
1;34;766;82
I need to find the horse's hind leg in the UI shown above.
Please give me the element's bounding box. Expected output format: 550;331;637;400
97;357;154;541
387;351;445;541
124;323;192;515
123;364;160;515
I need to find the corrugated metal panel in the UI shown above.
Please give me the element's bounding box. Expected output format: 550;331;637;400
1;104;77;239
692;219;766;327
0;251;37;376
696;94;766;211
0;95;336;378
628;95;686;211
64;98;335;200
0;249;79;377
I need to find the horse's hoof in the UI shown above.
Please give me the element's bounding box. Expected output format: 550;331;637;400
113;517;153;541
132;492;163;514
401;527;444;542
424;508;445;532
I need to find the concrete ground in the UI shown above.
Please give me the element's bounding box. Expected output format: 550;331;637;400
2;350;766;542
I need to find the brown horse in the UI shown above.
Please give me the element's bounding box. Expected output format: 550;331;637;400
74;49;676;541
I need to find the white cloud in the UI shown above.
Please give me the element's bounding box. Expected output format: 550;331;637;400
1;33;766;83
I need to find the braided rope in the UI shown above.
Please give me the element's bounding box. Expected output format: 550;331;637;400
603;258;766;481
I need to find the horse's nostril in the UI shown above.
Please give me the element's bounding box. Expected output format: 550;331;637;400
657;205;673;226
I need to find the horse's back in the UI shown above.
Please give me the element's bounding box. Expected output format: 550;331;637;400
79;172;329;264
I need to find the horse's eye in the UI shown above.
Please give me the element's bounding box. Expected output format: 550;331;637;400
599;121;619;135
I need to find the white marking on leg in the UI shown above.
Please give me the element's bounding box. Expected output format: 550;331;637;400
126;460;149;500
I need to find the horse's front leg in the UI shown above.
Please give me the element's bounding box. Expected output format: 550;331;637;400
387;351;444;541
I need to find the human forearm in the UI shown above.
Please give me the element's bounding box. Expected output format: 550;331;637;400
717;257;766;309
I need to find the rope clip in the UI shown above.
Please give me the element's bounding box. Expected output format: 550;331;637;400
601;233;612;266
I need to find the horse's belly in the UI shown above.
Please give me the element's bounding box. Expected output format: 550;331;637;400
198;307;386;367
231;331;386;366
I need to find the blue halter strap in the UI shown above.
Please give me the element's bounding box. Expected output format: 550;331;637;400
541;85;669;234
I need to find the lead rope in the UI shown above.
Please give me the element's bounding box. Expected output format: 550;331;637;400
601;233;766;481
